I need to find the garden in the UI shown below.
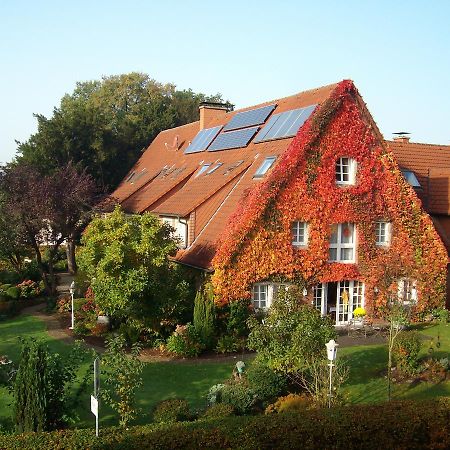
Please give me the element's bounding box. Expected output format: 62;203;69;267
0;206;449;447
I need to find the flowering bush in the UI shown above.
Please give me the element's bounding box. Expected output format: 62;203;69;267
166;324;204;357
16;280;41;299
212;81;447;317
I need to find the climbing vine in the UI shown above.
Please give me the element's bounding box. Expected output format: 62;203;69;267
212;81;447;316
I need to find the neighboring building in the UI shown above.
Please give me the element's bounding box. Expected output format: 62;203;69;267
112;80;448;325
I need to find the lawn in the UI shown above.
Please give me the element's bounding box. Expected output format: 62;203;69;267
341;322;450;403
1;314;449;430
0;314;236;429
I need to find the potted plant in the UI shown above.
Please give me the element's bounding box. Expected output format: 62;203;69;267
352;307;366;325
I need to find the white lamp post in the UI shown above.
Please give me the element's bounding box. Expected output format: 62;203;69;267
69;281;75;330
325;339;339;408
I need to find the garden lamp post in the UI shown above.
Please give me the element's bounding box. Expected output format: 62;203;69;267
69;281;75;330
325;339;339;408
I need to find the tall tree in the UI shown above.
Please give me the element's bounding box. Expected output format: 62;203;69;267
17;73;224;191
0;162;98;292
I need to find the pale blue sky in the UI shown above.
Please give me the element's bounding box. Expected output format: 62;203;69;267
1;0;449;165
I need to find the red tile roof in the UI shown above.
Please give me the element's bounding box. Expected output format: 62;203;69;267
112;82;338;269
113;83;450;270
387;140;450;214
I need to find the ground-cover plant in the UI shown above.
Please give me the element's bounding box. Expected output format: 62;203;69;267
100;335;144;428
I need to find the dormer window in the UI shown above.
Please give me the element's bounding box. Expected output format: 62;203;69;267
254;156;276;178
292;221;308;247
375;221;391;247
400;169;421;188
336;157;357;185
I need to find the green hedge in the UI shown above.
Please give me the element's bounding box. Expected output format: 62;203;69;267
0;399;449;449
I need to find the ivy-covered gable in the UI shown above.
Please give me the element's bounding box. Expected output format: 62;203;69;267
212;81;447;315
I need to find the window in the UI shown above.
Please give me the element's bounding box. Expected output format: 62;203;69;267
400;170;421;188
292;221;308;246
252;283;291;309
252;284;268;309
336;157;357;185
397;278;418;305
313;284;324;314
195;163;211;177
206;162;223;175
375;221;391;246
160;216;188;249
329;223;356;262
254;156;276;178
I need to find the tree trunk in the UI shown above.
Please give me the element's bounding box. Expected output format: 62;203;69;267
31;240;51;295
66;237;77;275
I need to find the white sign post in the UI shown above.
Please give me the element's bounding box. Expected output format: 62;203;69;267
91;357;100;437
90;395;99;436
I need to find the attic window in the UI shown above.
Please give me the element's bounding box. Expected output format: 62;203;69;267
400;170;421;188
126;171;136;182
196;164;211;177
206;163;223;175
223;160;244;175
132;168;148;183
254;156;276;178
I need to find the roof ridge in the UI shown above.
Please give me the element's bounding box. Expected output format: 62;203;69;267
386;140;450;148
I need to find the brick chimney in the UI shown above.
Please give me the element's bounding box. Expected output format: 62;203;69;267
199;102;232;130
392;132;411;143
393;136;411;143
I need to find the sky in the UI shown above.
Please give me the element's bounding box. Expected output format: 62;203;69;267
1;0;449;165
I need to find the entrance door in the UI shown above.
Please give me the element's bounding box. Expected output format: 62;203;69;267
336;281;364;326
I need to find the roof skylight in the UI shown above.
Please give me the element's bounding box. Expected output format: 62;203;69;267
401;169;421;188
254;156;276;178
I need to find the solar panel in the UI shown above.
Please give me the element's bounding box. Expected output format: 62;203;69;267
254;105;316;143
184;126;222;154
208;126;259;152
223;104;276;131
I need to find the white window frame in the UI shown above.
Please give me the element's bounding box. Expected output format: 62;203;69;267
375;221;391;247
292;221;308;247
252;282;291;310
329;223;356;263
336;157;357;186
397;278;418;305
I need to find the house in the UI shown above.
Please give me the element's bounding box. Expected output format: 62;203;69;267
112;80;448;325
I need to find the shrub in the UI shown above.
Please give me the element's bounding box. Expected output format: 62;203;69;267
166;324;203;357
118;322;141;345
5;286;20;300
153;398;192;424
206;383;226;406
203;403;235;419
227;299;250;337
193;287;216;349
16;280;41;299
265;393;313;414
433;307;449;324
0;399;449;449
393;331;422;375
246;358;287;404
215;335;243;354
220;382;256;414
90;323;108;337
